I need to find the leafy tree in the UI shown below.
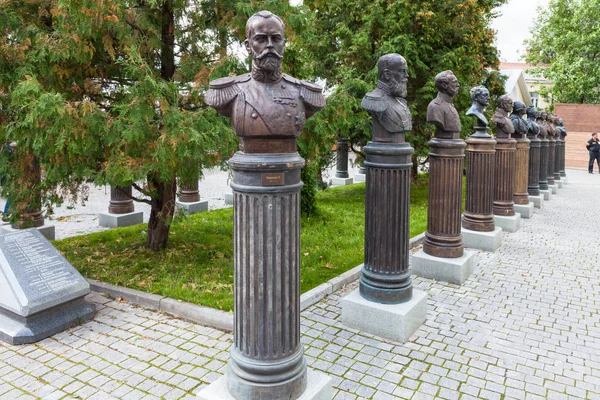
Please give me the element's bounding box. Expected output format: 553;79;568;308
0;0;237;249
526;0;600;105
296;0;508;179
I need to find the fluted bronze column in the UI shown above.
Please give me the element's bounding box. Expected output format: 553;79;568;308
463;132;496;231
423;138;465;258
539;134;549;190
179;180;201;203
554;137;562;181
229;152;307;400
559;135;567;177
514;136;530;205
335;137;350;179
527;135;541;196
547;135;556;186
493;137;517;216
108;185;135;214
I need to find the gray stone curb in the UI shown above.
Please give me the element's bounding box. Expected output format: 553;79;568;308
87;232;427;331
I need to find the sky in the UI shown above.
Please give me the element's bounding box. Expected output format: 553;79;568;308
491;0;550;62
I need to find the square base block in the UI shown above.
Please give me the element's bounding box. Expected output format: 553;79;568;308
529;195;544;208
411;249;476;285
549;184;558;194
224;192;233;205
557;180;563;189
197;368;332;400
461;227;502;252
332;177;354;186
98;211;143;228
354;173;366;182
494;213;521;233
341;288;427;343
2;224;55;241
540;190;552;200
562;177;568;184
176;200;208;215
514;202;535;219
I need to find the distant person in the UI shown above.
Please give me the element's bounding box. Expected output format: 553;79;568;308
587;133;600;173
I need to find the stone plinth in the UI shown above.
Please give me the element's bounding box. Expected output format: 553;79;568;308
98;211;143;228
494;213;521;233
1;224;55;241
557;181;564;189
354;173;366;182
331;177;354;186
423;138;466;258
549;184;558;195
411;249;476;285
176;200;208;215
198;369;332;400
0;228;95;345
462;136;496;232
540;189;552;200
224;192;233;205
341;289;427;343
493;137;516;216
529;195;544;208
514;202;535;219
461;227;502;252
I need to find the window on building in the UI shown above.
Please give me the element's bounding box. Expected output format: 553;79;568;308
530;92;539;107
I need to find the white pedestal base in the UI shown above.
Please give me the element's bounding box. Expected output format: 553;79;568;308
540;189;552;200
529;195;544;208
411;249;476;285
562;177;568;184
332;177;354;186
197;369;333;400
341;288;427;343
514;202;534;219
494;213;521;233
549;184;558;194
176;200;208;215
98;211;143;228
462;227;502;252
557;180;563;188
2;224;55;241
224;192;233;205
354;173;366;182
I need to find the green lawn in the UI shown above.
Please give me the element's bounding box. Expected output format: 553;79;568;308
55;180;430;312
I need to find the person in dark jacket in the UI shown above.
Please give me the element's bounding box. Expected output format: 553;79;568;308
587;132;600;173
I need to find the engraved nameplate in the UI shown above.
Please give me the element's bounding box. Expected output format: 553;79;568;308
262;173;285;186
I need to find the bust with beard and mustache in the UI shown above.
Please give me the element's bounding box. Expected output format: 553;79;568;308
361;54;412;143
205;11;325;152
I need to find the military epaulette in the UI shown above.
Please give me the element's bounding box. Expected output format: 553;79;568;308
205;74;251;108
361;92;388;114
282;75;325;110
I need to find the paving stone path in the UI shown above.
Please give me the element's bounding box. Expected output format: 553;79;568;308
1;169;600;399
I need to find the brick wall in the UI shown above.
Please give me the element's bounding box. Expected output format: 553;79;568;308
554;104;600;170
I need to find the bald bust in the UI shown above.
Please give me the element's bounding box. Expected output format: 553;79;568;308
361;53;412;142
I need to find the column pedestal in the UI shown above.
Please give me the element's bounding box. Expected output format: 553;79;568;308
462;136;496;232
529;195;544;208
423;138;466;258
553;138;562;183
461;227;502;252
527;136;541;196
332;137;353;186
514;138;530;205
559;137;567;179
547;138;556;186
494;213;521;233
177;181;208;215
514;202;535;219
539;137;549;190
98;185;143;228
411;249;476;285
493;137;516;216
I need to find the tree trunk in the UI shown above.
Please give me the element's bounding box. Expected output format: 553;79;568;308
146;175;176;250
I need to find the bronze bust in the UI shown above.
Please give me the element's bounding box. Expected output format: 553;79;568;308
427;70;461;140
466;86;491;128
493;95;515;138
510;101;528;138
526;105;540;138
361;53;412;142
205;10;325;154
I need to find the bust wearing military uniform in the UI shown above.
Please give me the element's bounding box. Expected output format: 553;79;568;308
427;70;461;140
361;53;411;143
205;10;325;154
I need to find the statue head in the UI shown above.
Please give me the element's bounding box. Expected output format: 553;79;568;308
497;95;513;114
545;112;552;122
434;70;460;97
512;101;526;117
377;53;408;98
559;118;564;127
539;110;547;120
526;105;538;119
245;11;285;75
470;86;490;107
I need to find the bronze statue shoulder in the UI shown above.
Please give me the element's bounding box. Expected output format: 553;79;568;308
361;91;388;114
205;74;251;109
283;75;325;110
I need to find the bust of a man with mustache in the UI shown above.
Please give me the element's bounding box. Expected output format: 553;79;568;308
361;53;412;143
205;11;325;153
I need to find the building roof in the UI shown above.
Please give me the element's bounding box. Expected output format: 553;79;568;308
499;69;532;105
498;62;550;83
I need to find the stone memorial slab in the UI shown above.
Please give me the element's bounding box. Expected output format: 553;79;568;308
0;228;95;345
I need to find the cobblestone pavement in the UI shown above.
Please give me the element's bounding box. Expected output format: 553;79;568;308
1;169;600;399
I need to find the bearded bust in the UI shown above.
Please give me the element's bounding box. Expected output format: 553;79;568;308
205;11;325;154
